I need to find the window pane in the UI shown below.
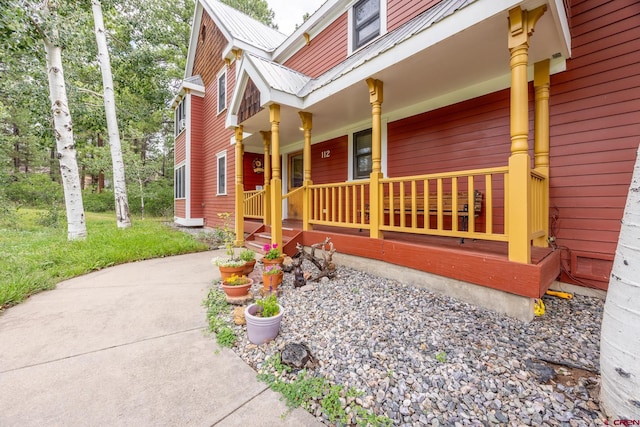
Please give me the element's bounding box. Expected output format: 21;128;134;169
355;0;378;26
218;156;226;194
357;18;379;45
218;73;226;112
357;155;371;174
353;129;373;179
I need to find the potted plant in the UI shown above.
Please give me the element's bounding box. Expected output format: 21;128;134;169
262;243;284;268
245;293;284;344
262;264;284;290
221;274;253;298
212;257;246;281
239;249;256;275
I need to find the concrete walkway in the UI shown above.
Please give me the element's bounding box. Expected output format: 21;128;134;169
0;250;322;426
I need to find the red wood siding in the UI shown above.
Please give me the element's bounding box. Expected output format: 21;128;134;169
243;152;265;191
387;0;441;31
174;131;186;164
311;136;349;184
192;14;236;229
547;0;640;289
175;199;186;218
190;95;205;218
283;13;348;78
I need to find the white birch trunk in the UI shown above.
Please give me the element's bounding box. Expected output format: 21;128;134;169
44;37;87;240
600;144;640;418
92;0;131;229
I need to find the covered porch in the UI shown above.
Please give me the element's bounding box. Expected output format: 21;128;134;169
227;3;569;303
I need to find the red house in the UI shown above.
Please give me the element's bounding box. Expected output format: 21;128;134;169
172;0;639;320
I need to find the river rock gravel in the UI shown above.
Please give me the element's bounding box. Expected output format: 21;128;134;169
225;262;605;426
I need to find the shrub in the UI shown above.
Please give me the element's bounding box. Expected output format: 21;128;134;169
83;190;115;212
5;173;62;207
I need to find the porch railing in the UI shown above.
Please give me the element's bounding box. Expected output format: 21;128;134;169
308;181;371;229
243;189;265;219
530;170;546;240
378;167;509;241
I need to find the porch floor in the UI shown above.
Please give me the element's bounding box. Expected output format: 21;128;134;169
263;219;561;299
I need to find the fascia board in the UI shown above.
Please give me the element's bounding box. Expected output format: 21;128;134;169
302;0;521;109
184;3;204;78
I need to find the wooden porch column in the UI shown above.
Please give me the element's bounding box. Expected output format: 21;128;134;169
234;126;245;246
507;6;546;264
366;78;384;239
299;112;313;231
269;104;282;248
534;59;550;248
260;131;272;226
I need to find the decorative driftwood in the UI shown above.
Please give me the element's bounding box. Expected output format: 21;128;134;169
294;237;337;282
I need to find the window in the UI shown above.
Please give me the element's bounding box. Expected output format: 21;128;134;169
217;151;227;195
353;0;380;50
217;68;227;114
175;164;186;199
175;100;186;136
353;129;372;179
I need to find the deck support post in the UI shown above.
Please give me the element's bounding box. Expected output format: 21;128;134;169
534;59;550;248
260;131;272;226
234;126;245;246
507;6;545;264
299;112;313;231
269;104;283;249
367;78;384;240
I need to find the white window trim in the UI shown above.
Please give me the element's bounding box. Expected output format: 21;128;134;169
175;99;186;136
347;0;387;56
217;66;227;115
174;162;186;199
216;150;227;195
347;119;387;181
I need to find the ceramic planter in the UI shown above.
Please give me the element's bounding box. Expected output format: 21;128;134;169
242;260;256;275
221;278;253;298
245;303;284;344
218;265;245;281
262;256;284;269
262;271;284;291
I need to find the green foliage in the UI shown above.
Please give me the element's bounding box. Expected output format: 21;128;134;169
258;354;392;426
83;190;115;212
256;293;279;317
0;210;208;310
220;0;277;29
5;173;63;207
435;351;448;363
203;287;237;348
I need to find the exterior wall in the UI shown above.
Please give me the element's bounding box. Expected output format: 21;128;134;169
175;199;186;218
192;12;236;229
190;95;205;218
311;136;349;184
175;131;186;164
243;152;265;191
547;0;640;290
283;13;348;78
387;0;441;31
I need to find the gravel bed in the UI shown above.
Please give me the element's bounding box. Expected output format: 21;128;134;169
225;261;605;426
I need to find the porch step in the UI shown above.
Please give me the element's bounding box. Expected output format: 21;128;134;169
243;224;303;257
246;233;292;254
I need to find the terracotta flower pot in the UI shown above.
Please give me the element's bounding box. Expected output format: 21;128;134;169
245;303;284;344
262;256;284;269
262;271;284;291
218;265;245;281
221;278;253;298
243;260;256;275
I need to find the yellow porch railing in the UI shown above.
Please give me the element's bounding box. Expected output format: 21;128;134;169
378;167;509;241
308;181;371;229
530;170;546;240
243;189;265;219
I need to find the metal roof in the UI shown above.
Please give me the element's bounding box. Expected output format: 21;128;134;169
247;53;312;95
300;0;474;96
201;0;287;52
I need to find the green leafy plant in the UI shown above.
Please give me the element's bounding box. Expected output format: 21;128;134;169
203;287;236;348
239;249;256;262
223;274;250;286
217;212;236;258
211;257;245;268
263;264;282;275
435;351;447;363
255;293;279;317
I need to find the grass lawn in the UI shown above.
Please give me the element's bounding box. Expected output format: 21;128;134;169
0;210;210;310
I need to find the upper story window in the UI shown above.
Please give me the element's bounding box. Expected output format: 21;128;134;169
175;99;186;136
353;0;380;50
217;68;227;114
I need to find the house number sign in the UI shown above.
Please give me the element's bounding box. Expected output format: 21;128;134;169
321;150;331;159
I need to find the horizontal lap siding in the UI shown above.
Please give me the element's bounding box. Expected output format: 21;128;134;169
243;152;265;191
175;132;186;164
192;14;235;228
549;0;640;288
311;136;348;184
283;14;348;78
387;0;442;31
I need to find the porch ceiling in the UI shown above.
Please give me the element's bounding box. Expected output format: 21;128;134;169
239;0;567;152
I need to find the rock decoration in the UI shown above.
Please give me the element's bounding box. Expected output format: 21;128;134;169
281;342;317;369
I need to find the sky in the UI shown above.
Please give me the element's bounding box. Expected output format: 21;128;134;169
268;0;327;35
